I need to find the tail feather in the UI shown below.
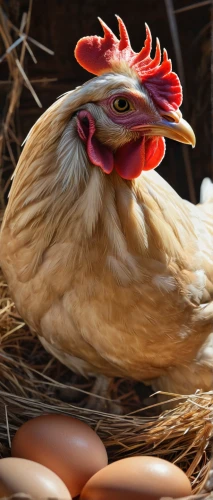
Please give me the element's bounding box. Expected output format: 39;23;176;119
200;177;213;204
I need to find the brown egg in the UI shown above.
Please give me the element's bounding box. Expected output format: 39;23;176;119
11;414;108;498
80;456;192;500
0;457;71;498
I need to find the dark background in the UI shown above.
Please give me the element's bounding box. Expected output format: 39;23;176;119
0;0;212;202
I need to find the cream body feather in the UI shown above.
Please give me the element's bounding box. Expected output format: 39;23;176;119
1;73;213;394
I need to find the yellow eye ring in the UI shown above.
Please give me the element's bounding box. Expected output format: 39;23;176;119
113;98;132;113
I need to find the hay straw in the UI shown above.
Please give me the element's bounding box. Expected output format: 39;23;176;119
0;1;55;210
174;1;211;15
0;265;213;496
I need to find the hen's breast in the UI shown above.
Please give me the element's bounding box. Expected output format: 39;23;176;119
1;222;212;382
1;168;213;381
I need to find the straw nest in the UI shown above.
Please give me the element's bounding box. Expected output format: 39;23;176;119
1;265;213;499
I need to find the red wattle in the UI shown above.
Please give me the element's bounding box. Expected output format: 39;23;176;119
114;136;165;179
77;111;166;180
143;136;165;171
114;137;145;180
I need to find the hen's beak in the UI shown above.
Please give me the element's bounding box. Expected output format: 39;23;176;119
132;110;196;148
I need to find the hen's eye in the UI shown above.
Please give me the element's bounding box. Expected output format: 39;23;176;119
113;98;131;113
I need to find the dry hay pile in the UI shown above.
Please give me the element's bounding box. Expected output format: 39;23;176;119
0;266;213;499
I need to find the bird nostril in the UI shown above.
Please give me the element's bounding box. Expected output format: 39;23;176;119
160;109;182;123
161;114;176;123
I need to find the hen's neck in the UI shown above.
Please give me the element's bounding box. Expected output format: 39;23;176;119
3;108;194;284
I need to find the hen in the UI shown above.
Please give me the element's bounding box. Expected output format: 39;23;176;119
0;17;213;405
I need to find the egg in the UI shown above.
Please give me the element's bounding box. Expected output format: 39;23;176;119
0;457;71;498
11;414;108;498
80;456;192;500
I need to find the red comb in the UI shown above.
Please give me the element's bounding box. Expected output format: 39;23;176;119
74;16;182;112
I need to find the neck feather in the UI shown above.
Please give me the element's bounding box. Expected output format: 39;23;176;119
3;83;192;284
